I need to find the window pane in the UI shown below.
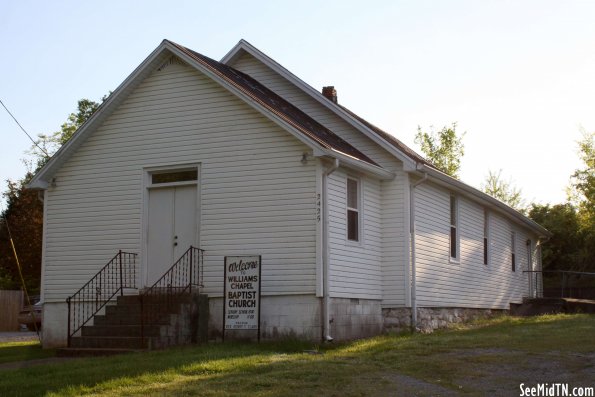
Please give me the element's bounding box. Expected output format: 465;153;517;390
152;170;197;184
450;196;457;225
347;179;358;209
347;209;359;241
450;226;457;258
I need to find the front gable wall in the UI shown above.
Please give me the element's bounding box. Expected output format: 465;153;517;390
43;59;317;302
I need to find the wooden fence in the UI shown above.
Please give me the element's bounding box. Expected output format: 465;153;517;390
0;290;24;331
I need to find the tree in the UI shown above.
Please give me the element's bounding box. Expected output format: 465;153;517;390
0;174;44;293
568;130;595;219
567;130;595;272
0;96;106;293
527;130;595;274
481;169;525;211
528;203;584;272
415;122;465;178
29;96;107;170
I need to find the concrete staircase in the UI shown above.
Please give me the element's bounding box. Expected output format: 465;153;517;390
510;297;595;316
58;293;208;357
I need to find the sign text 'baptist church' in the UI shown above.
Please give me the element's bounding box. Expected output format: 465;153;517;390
223;256;261;332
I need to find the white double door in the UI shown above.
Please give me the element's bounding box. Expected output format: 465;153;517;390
146;185;197;286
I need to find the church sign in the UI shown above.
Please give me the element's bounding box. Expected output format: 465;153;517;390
223;255;261;340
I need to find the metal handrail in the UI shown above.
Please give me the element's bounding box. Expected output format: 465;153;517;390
139;246;204;342
523;270;595;299
66;251;137;346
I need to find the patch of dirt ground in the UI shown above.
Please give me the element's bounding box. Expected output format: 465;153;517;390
434;349;594;396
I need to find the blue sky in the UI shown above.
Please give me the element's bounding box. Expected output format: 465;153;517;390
2;0;594;206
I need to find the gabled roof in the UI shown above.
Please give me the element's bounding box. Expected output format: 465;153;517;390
29;40;383;189
27;39;549;237
222;39;425;171
169;42;376;166
336;104;434;168
222;39;551;238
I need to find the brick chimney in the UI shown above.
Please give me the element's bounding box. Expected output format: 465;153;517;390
322;86;337;103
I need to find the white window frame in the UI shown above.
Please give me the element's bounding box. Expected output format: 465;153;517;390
511;230;517;272
449;194;459;262
346;176;362;243
148;167;198;188
483;209;490;266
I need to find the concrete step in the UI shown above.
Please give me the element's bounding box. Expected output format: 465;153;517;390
70;336;149;349
104;302;185;317
93;313;171;326
563;298;595;314
57;347;144;357
117;294;192;304
510;298;595;316
81;324;163;337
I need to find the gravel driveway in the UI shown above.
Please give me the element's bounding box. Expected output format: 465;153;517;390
0;331;39;343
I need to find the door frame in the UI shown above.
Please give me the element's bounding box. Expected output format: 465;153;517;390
141;162;201;288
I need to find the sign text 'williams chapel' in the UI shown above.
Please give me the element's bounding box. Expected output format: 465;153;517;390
223;256;261;331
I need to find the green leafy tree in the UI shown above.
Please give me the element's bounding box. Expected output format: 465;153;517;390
0;174;44;293
568;131;595;221
482;169;525;211
528;203;584;272
415;122;465;178
0;96;106;293
567;130;595;272
527;131;595;274
29;96;107;170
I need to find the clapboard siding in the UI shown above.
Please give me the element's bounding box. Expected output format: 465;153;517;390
327;169;382;299
231;53;408;305
381;175;408;306
230;54;399;170
414;182;537;309
43;61;316;302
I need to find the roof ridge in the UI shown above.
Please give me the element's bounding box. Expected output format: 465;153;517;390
335;103;436;169
170;42;378;166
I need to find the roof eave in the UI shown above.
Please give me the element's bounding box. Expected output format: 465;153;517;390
27;40;174;190
415;163;552;238
28;40;376;189
316;149;395;180
165;42;348;159
221;40;417;171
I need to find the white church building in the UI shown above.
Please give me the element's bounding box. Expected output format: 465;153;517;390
29;39;550;348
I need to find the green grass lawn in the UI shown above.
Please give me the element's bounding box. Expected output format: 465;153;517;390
1;314;593;396
0;340;55;365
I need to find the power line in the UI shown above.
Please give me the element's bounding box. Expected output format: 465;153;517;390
0;98;50;158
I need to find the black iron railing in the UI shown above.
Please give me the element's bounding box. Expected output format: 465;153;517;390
140;246;204;341
66;251;137;346
524;270;595;299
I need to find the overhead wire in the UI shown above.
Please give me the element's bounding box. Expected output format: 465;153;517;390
0;98;50;158
0;98;44;341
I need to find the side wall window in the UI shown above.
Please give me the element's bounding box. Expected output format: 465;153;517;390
511;231;516;272
526;239;533;271
347;178;360;242
483;210;489;265
450;195;458;260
